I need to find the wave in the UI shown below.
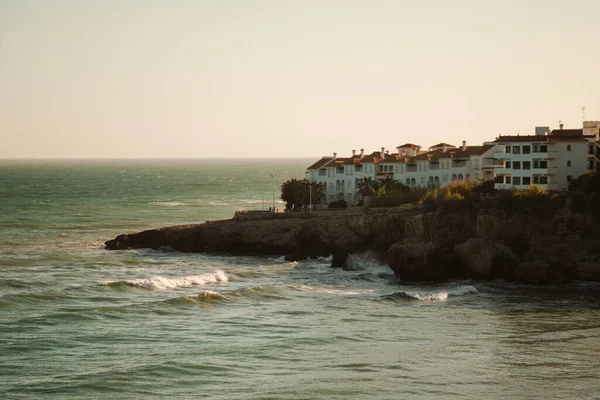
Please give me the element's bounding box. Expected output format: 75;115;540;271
384;285;478;301
151;201;188;207
289;284;374;296
184;286;286;304
103;270;228;290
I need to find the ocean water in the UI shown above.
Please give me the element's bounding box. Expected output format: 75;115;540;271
1;159;600;399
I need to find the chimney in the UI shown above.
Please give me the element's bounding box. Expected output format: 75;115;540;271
352;149;356;157
333;152;337;158
380;147;385;158
442;143;447;153
559;123;564;130
385;150;390;155
416;145;421;153
462;140;466;151
360;148;364;158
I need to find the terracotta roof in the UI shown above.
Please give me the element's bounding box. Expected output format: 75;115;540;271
411;151;441;162
494;134;589;143
429;142;456;149
452;144;495;158
307;157;334;170
550;129;583;136
332;157;358;165
360;151;384;163
397;143;419;149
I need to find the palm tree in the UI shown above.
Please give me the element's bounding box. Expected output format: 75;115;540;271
309;182;325;209
280;178;305;210
356;177;375;201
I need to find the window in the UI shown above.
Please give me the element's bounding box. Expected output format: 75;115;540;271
567;145;571;151
523;145;531;154
589;144;595;155
505;161;511;169
505;176;511;184
513;161;521;170
513;146;521;154
540;145;548;152
567;160;571;167
540;176;548;184
513;177;521;185
534;160;548;169
523;177;531;185
567;176;572;183
523;161;531;170
506;146;512;153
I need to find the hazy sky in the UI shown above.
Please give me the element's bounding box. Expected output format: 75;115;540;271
1;0;599;158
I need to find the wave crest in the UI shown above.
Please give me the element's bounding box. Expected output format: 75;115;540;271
104;270;228;290
385;285;478;301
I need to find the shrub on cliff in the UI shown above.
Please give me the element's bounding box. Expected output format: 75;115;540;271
370;189;425;208
569;171;600;194
327;199;347;209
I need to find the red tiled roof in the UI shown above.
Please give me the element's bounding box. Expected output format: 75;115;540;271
397;143;419;149
307;157;334;170
494;134;589;143
550;129;583;136
429;142;456;149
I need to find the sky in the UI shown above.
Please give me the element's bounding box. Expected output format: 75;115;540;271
1;0;599;159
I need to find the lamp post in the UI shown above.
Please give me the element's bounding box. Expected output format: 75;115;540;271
305;171;312;212
271;174;275;212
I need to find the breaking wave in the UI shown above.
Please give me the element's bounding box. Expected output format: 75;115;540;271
104;270;228;290
184;286;286;304
289;284;374;295
384;285;478;301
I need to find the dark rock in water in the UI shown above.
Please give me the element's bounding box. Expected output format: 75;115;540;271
331;252;349;269
454;238;519;280
514;261;550;284
387;241;448;282
576;262;600;282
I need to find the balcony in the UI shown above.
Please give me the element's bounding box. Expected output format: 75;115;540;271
531;150;558;158
494;151;511;159
532;166;558;175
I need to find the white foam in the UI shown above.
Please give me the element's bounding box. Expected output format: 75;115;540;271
151;201;187;207
401;285;478;301
126;270;228;290
289;284;373;295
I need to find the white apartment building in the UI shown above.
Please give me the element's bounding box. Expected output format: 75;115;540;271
493;123;600;191
307;121;600;205
307;141;497;204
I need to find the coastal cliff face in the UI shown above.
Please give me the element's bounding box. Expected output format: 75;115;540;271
105;206;600;283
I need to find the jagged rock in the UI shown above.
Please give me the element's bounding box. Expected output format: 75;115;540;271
576;262;600;282
105;205;600;283
514;261;550;284
331;252;349;269
387;241;448;282
454;238;519;280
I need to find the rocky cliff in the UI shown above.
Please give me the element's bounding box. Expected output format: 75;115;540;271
105;206;600;283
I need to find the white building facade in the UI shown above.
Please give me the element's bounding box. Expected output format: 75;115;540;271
306;122;600;205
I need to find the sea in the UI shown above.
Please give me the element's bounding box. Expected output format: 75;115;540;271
1;158;600;399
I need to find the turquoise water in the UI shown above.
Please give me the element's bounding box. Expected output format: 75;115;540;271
1;159;600;399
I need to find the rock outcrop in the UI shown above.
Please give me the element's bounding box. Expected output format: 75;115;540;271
105;206;600;283
454;238;519;280
387;241;449;282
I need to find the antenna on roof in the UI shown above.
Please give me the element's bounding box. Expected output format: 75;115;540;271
582;106;586;122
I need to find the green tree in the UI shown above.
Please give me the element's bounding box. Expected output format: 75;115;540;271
280;178;305;210
356;177;375;201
